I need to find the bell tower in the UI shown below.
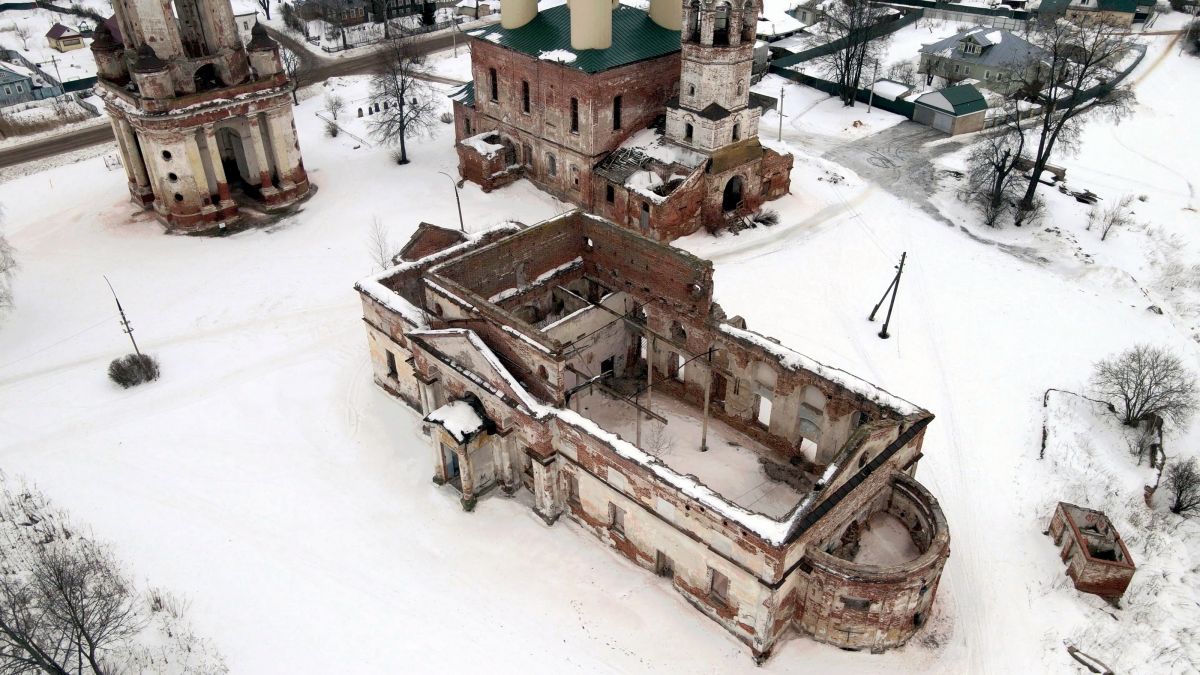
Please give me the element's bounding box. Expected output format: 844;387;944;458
664;0;762;153
92;1;312;233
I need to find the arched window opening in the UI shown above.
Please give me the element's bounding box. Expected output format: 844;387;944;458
687;0;701;41
741;1;756;41
714;3;731;45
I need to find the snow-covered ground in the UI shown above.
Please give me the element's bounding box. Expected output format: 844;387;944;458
754;73;906;152
1;31;1199;675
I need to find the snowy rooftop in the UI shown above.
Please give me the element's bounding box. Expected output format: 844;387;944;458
426;399;488;443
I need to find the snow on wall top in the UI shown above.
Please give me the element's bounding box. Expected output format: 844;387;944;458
719;323;925;417
460;130;506;158
354;223;523;327
619;127;705;169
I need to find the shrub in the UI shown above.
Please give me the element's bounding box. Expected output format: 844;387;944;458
1165;458;1200;517
439;111;454;124
754;209;780;227
108;353;160;388
324;120;340;137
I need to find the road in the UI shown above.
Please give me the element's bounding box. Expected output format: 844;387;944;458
0;26;468;170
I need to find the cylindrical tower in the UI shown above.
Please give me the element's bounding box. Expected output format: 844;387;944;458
568;0;614;50
649;0;681;31
501;0;538;29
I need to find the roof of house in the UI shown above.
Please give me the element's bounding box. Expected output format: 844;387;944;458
1070;0;1137;11
467;4;680;74
0;61;35;80
450;80;475;107
917;84;988;115
919;26;1046;69
45;22;80;39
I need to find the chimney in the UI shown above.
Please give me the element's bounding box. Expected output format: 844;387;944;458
569;0;613;50
501;0;538;28
648;0;681;30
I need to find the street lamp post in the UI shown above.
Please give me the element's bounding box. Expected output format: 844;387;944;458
438;171;465;232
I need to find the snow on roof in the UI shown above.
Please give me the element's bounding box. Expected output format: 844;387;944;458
459;130;505;159
625;170;668;204
871;79;912;101
0;61;36;80
719;323;925;417
538;49;577;64
426;399;486;442
618;127;705;169
756;9;804;37
410;327;547;414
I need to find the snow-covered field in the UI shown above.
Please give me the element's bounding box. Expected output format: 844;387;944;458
1;31;1199;675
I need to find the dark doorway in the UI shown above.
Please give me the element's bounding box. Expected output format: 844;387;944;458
600;356;615;378
722;175;744;212
655;550;674;578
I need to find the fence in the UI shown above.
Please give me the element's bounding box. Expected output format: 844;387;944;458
768;63;917;117
773;9;926;68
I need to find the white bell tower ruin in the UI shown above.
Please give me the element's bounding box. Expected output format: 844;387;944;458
665;0;762;153
92;1;311;233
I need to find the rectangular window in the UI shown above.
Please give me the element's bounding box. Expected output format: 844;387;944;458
710;569;730;604
675;353;686;382
386;351;397;378
570;97;579;133
521;80;530;113
841;596;871;612
612;95;622;130
3;86;9;95
15;84;22;93
684;123;694;142
605;184;615;203
463;117;472;135
489;67;498;101
609;503;625;534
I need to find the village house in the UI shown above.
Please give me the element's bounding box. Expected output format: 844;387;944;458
91;0;311;232
355;212;951;661
918;26;1047;94
45;23;85;52
451;0;793;241
0;62;38;107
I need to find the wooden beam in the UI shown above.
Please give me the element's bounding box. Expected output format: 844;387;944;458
566;365;668;424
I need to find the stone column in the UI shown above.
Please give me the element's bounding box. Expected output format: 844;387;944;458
115;118;152;202
245;118;277;198
494;434;517;495
265;109;297;191
202;124;232;203
528;452;561;524
457;444;476;511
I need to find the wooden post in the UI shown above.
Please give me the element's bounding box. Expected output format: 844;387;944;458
646;336;654;419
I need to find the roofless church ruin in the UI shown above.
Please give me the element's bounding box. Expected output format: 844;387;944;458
356;213;951;661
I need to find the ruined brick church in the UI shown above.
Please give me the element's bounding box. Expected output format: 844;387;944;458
452;0;793;240
91;0;311;232
356;213;950;661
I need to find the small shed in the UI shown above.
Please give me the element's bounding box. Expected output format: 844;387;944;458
913;84;987;135
1048;502;1136;601
46;23;84;52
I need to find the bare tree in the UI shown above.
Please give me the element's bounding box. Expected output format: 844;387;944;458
258;0;271;20
369;35;439;164
280;48;310;105
0;230;15;311
367;217;397;269
1164;457;1200;517
965;108;1026;227
1013;18;1136;223
1087;193;1134;241
281;3;306;35
13;24;31;50
325;93;345;120
816;0;892;106
1093;345;1198;427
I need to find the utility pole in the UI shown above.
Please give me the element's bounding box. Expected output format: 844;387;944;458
866;59;879;113
700;348;715;452
438;171;465;232
104;276;143;359
867;252;906;339
777;86;784;142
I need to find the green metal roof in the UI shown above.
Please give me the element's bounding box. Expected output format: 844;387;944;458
1096;0;1137;12
451;81;475;107
467;5;681;74
938;84;987;115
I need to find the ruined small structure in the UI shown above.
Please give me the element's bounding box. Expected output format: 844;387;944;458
91;1;311;233
355;213;950;660
1048;502;1136;601
451;0;792;240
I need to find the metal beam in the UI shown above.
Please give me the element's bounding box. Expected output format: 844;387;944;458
566;365;668;424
